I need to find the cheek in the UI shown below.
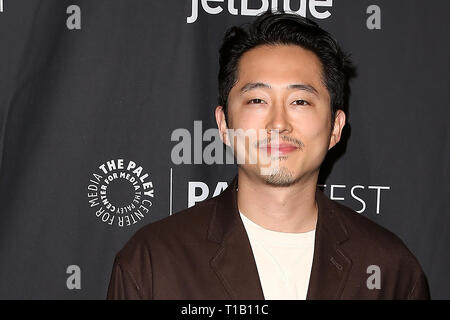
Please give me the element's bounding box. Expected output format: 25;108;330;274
297;110;330;140
295;112;331;160
229;106;265;131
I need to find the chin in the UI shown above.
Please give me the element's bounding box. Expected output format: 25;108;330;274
260;167;300;187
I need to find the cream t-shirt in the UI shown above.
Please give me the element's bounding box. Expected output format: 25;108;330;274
239;211;316;300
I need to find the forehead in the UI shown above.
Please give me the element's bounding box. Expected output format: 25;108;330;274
234;44;327;95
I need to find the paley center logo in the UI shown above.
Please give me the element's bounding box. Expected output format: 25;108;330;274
87;159;155;227
187;0;333;23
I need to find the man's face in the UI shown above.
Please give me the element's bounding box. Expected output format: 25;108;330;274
216;44;345;186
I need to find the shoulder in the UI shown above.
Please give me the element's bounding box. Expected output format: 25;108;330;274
329;198;427;292
331;199;430;298
331;199;415;260
115;195;218;264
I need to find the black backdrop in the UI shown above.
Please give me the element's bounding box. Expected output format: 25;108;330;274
0;0;449;299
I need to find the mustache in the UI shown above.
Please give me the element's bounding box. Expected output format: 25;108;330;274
255;135;304;149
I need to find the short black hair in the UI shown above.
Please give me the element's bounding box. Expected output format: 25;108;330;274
218;10;354;129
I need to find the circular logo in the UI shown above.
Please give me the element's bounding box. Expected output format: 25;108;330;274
87;158;155;227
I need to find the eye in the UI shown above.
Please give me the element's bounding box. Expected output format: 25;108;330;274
292;99;310;106
247;98;266;104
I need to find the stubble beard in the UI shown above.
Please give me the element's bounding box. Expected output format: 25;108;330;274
262;164;301;187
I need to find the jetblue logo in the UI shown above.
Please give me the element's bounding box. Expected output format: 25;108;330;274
187;0;333;23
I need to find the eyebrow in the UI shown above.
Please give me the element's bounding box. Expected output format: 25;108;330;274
239;82;319;96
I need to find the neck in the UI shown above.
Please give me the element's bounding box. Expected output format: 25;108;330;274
236;169;318;233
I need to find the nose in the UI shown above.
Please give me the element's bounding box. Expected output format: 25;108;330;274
265;104;293;137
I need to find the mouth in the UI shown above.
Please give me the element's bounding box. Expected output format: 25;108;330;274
259;143;299;155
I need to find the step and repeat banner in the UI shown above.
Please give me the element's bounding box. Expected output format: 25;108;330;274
0;0;449;299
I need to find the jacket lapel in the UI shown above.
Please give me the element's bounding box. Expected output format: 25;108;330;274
208;174;352;300
306;190;352;299
208;175;265;299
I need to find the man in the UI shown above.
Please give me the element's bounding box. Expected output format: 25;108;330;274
107;11;430;300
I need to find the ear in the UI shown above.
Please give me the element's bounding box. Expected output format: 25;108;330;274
215;105;230;146
328;109;346;150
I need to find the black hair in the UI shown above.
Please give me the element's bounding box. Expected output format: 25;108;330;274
218;10;354;129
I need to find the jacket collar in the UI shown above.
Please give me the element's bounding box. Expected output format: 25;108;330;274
208;174;352;300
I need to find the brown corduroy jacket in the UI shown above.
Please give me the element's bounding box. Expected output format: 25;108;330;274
106;175;430;300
